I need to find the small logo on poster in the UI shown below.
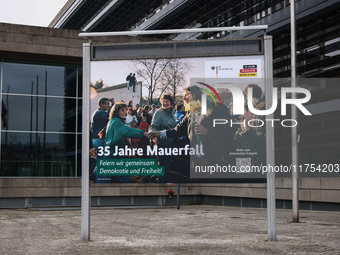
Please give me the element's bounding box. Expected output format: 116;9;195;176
243;65;257;69
240;69;257;73
239;73;257;77
211;66;233;77
239;65;258;77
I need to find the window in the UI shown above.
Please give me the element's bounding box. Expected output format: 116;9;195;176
0;60;82;177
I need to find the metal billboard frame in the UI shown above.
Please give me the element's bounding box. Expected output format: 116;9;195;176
79;26;275;242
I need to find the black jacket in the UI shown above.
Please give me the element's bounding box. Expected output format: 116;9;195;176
166;105;236;164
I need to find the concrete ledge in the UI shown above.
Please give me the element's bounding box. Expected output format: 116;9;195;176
0;22;161;61
1;178;340;204
1;195;340;211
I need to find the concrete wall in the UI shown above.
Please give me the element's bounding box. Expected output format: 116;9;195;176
90;82;142;115
1;178;339;209
0;22;157;63
201;178;340;203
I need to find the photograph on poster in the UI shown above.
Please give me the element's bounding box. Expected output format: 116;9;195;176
89;55;267;183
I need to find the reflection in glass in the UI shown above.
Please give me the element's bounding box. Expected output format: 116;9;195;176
77;99;82;133
2;95;77;132
0;60;82;178
0;132;76;177
2;61;77;97
274;79;340;166
78;66;83;98
77;134;82;177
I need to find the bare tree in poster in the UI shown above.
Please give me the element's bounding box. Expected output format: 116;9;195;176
90;79;105;90
159;59;192;102
133;59;172;104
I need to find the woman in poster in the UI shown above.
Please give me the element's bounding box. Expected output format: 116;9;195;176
154;85;236;176
149;93;177;183
106;102;153;149
125;107;137;126
142;105;152;125
105;102;153;182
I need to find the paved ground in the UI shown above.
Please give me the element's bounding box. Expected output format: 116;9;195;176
0;205;339;254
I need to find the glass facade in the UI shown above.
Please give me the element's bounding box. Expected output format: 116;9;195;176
0;59;82;177
274;79;340;168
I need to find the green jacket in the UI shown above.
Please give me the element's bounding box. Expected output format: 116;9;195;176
105;117;144;149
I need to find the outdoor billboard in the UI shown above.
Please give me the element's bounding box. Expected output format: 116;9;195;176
89;39;272;183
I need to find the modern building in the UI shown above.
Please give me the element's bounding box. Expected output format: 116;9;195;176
0;0;339;209
50;0;340;78
50;0;340;167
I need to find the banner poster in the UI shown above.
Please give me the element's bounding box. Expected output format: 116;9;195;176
89;56;268;183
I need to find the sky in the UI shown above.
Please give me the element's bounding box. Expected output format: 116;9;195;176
91;56;264;87
90;55;264;104
0;0;68;27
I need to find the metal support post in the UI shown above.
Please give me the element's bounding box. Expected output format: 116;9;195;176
177;184;181;210
81;42;91;241
291;0;299;223
79;26;268;37
264;35;276;242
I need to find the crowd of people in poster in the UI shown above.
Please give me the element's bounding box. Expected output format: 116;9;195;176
90;74;266;183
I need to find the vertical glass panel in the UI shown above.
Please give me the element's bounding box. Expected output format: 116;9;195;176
2;61;77;97
3;95;76;132
77;99;82;133
77;134;82;177
0;132;76;177
78;65;83;98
